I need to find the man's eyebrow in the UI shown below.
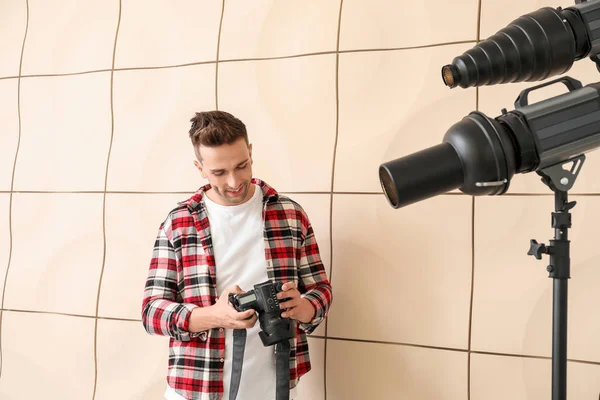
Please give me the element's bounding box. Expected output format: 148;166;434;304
209;159;249;173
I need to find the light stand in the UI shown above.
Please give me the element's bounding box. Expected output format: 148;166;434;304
527;154;586;400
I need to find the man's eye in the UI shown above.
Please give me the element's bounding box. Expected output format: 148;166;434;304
237;164;247;170
213;172;224;177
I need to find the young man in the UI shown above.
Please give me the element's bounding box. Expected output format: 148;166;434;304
141;110;333;400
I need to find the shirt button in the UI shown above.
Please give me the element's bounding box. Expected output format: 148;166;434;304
219;328;224;332
220;358;224;363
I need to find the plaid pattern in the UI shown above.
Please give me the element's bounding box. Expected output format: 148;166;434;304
142;178;333;400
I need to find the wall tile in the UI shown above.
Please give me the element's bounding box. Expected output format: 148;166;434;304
218;55;336;192
472;195;600;362
0;312;95;399
14;73;112;191
328;194;472;349
336;44;476;192
327;340;467;399
108;65;214;192
100;193;187;320
0;79;19;190
95;319;170;400
220;0;339;60
4;193;104;316
340;0;478;50
0;0;26;78
22;0;119;75
115;0;221;69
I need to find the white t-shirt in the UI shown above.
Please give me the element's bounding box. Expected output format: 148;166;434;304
165;184;298;400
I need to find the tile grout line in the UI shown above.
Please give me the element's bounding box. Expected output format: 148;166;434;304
0;39;480;82
325;336;468;353
468;4;483;398
1;308;141;322
215;0;225;110
2;307;600;365
3;190;600;196
467;195;476;400
0;0;29;381
468;350;600;366
337;40;477;54
313;335;600;366
92;2;122;399
19;69;113;79
324;2;344;399
470;350;552;360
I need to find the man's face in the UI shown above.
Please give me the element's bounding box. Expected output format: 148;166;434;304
195;138;254;206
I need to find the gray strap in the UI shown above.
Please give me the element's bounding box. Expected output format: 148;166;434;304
229;329;247;400
275;340;291;400
229;330;291;400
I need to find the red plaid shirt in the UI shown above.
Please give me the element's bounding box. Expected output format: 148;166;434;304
142;179;333;399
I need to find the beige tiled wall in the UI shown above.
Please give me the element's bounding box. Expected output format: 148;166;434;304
1;1;599;399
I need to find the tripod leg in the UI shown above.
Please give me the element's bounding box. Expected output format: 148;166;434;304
550;189;571;400
552;278;568;400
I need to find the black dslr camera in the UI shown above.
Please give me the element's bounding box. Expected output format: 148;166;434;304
229;280;296;346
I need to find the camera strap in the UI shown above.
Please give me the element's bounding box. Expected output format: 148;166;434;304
228;329;247;400
228;330;291;400
274;340;291;400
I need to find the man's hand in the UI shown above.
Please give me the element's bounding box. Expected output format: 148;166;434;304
189;285;257;332
276;282;316;324
213;285;258;329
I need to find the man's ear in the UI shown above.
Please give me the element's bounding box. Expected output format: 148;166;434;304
194;160;207;178
248;143;253;163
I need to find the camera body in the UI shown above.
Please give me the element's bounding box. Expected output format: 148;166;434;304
229;280;296;346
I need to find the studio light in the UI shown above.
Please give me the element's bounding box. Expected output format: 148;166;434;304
442;0;600;89
379;76;600;208
379;3;600;399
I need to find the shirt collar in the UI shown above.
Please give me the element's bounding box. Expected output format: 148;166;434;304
178;177;279;212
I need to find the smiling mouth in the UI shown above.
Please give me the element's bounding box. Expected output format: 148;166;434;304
227;186;244;196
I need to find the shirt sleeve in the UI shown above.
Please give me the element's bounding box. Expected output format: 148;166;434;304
296;213;333;334
141;221;203;342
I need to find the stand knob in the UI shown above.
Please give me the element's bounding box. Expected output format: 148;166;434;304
528;239;547;260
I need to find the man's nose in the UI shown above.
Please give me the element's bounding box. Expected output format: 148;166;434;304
227;174;239;189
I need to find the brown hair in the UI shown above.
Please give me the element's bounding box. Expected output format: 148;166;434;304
189;111;249;160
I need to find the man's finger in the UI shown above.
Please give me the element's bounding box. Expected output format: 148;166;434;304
281;282;297;291
240;317;257;329
221;285;243;299
278;298;299;309
277;289;298;300
228;285;244;295
234;310;255;320
242;313;257;327
281;306;296;319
